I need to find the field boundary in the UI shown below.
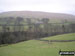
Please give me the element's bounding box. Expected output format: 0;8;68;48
39;39;75;42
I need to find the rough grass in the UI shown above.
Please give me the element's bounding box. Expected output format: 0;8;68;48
0;33;75;56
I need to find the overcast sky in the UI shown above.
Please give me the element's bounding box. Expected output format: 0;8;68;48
0;0;75;15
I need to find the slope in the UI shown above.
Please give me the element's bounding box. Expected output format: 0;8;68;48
43;33;75;40
0;33;75;56
0;11;75;23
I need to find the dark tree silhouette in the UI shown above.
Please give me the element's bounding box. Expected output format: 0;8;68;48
14;17;24;32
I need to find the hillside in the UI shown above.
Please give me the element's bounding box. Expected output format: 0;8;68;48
0;11;75;23
43;33;75;40
0;33;75;56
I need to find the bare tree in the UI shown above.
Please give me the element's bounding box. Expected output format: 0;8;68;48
14;17;24;32
41;18;49;36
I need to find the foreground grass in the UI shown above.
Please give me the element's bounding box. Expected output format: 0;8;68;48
0;33;75;56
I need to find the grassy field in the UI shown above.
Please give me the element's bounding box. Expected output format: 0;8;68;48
0;33;75;56
43;33;75;40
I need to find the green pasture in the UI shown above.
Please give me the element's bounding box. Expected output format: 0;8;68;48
0;33;75;56
43;33;75;40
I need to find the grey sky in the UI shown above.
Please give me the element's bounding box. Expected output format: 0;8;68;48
0;0;75;15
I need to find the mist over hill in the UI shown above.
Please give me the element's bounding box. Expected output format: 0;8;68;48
0;11;75;23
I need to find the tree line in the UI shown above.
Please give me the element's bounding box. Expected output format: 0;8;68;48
0;17;75;44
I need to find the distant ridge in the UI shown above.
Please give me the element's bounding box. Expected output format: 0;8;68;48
0;11;75;23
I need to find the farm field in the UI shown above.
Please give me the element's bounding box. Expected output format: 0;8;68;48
43;33;75;40
0;33;75;56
